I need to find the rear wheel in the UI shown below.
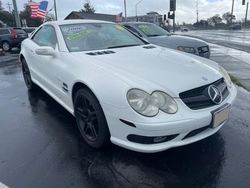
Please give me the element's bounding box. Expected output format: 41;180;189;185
74;88;110;148
21;59;36;91
2;41;11;52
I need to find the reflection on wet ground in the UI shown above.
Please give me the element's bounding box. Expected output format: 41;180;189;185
0;63;250;188
177;30;250;53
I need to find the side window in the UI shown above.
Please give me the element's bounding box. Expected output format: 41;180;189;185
124;25;143;37
32;25;58;49
0;29;10;35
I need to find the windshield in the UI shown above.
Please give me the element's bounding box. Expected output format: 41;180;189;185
60;23;146;52
135;23;169;37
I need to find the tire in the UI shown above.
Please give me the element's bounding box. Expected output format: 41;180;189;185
21;58;36;91
2;41;11;52
74;88;110;148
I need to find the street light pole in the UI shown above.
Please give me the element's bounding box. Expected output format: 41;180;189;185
12;0;21;27
245;2;249;27
135;0;143;22
124;0;127;22
54;0;58;21
231;0;235;24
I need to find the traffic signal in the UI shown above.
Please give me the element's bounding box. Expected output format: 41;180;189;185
168;12;175;19
243;0;245;5
170;0;176;11
164;14;167;21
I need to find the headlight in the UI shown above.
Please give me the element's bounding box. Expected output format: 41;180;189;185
219;66;232;88
177;46;196;54
127;89;178;117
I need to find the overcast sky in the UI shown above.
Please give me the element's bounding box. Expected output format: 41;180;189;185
1;0;247;23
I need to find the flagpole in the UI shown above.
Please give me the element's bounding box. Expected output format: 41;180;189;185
54;0;58;20
124;0;127;22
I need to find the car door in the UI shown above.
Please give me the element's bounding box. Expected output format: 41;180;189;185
28;25;60;96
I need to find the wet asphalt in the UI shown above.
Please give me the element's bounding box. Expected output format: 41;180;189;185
0;53;250;188
177;30;250;53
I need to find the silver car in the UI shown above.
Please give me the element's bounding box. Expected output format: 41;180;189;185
121;22;210;58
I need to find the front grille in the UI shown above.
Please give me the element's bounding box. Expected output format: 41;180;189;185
179;78;229;110
197;46;210;57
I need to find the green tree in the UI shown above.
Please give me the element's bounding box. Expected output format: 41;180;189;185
19;5;43;27
81;0;95;13
207;14;222;26
222;12;236;24
45;13;56;22
0;10;15;26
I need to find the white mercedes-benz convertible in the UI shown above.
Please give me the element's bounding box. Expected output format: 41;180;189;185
20;20;237;153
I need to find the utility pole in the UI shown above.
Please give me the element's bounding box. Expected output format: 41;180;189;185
54;0;58;21
12;0;21;27
231;0;235;24
245;2;249;27
169;0;176;33
135;0;143;22
124;0;127;22
6;2;12;13
196;0;199;24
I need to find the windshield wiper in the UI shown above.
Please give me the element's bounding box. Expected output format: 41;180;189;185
107;44;140;49
147;34;161;37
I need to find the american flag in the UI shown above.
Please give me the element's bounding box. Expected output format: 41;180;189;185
28;1;48;20
37;1;49;19
27;2;41;18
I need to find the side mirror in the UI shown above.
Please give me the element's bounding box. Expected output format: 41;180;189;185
35;46;56;57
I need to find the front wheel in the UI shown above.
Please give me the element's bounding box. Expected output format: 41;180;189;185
21;59;36;91
2;41;11;52
74;88;110;148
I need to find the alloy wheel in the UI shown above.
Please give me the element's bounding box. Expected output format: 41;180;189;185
75;95;99;142
2;42;10;51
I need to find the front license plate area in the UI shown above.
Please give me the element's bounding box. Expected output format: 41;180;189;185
212;104;231;128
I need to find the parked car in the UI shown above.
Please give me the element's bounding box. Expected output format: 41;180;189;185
22;27;37;37
229;23;242;30
121;22;210;58
20;20;237;153
0;27;28;51
181;26;189;32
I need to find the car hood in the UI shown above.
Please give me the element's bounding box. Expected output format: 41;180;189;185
72;46;222;97
147;35;207;50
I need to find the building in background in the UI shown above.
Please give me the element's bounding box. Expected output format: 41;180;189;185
65;11;163;25
65;11;118;22
127;12;163;25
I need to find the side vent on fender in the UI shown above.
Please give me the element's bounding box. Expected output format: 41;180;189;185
86;50;115;56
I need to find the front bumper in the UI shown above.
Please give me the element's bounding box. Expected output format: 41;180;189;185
103;85;237;153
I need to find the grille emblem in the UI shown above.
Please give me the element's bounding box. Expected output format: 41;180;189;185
208;85;222;104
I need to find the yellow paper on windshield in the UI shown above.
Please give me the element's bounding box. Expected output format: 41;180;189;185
115;25;125;31
67;30;92;41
